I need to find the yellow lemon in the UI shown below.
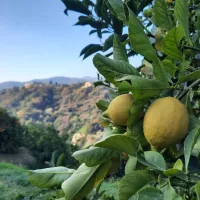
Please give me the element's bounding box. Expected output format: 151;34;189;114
144;97;189;150
108;94;133;126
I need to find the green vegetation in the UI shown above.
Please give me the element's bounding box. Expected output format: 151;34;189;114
0;163;56;200
0;108;24;153
0;163;118;200
28;0;200;199
23;125;78;166
0;108;78;168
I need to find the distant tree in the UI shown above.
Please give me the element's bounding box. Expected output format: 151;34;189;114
0;108;24;153
23;124;78;167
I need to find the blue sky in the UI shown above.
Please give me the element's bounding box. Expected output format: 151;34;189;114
0;0;142;83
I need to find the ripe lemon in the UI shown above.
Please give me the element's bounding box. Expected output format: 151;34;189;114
143;97;189;150
108;94;133;126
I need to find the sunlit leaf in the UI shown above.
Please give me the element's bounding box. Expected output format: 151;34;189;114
28;167;75;189
95;134;139;156
117;75;169;100
62;162;111;200
72;146;117;167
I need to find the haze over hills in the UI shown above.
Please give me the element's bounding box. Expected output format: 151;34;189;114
0;76;97;90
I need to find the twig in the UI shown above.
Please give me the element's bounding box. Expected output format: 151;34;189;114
177;79;200;100
183;46;200;53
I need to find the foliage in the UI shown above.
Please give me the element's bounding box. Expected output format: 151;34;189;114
61;0;153;60
23;124;78;167
28;0;200;199
0;162;57;200
0;108;24;153
0;82;108;147
0;106;79;167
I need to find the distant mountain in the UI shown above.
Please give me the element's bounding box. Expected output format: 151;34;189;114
0;76;97;90
0;81;24;89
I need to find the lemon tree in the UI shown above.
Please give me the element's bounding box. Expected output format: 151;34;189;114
28;0;200;199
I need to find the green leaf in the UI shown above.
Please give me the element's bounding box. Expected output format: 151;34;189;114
107;0;127;24
95;134;139;156
56;153;66;167
163;182;183;200
184;127;200;171
62;162;111;200
134;187;164;200
56;189;65;199
127;120;143;138
137;151;166;171
117;81;133;94
163;169;182;177
83;45;103;60
153;0;173;31
113;35;128;62
72;146;117;167
96;100;110;112
128;9;157;62
129;8;169;83
75;16;94;26
163;159;184;177
127;100;145;131
103;34;114;52
162;26;186;60
125;156;137;174
117;75;169;100
80;44;103;57
62;0;92;15
195;182;200;200
28;167;75;189
186;91;200;131
173;159;183;171
178;70;200;84
152;60;170;84
137;0;154;14
162;59;179;77
89;30;97;35
93;53;139;85
118;170;156;200
174;0;189;39
179;60;190;75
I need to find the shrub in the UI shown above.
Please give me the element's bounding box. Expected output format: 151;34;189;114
0;108;24;153
23;124;78;167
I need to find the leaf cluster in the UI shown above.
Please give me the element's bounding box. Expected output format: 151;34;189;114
28;0;200;199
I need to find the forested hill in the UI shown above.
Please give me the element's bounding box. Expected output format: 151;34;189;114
0;82;109;146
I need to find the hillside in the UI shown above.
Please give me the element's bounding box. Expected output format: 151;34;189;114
0;82;109;147
0;76;96;89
